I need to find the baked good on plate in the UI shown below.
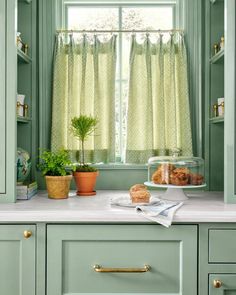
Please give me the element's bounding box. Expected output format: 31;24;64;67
189;173;204;185
129;184;150;203
152;163;175;184
170;167;190;186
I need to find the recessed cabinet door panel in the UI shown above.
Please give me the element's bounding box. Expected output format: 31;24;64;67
209;274;236;294
0;0;6;194
47;225;197;295
209;229;236;263
0;225;36;295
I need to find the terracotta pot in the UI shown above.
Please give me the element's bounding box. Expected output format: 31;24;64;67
45;175;72;199
73;171;99;196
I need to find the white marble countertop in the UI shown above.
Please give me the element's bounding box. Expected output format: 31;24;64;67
0;190;236;223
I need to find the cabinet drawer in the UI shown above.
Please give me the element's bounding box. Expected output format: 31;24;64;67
209;229;236;263
209;274;236;294
47;224;197;295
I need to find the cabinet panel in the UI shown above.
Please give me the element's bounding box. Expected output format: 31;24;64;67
0;225;36;295
47;224;197;295
209;274;236;294
209;229;236;263
0;0;6;193
0;0;17;202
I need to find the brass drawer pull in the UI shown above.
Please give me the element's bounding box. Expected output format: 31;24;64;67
213;279;222;288
23;230;32;239
93;264;151;273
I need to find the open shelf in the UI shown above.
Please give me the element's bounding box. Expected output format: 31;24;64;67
209;116;224;124
17;116;31;123
210;49;224;64
17;48;32;64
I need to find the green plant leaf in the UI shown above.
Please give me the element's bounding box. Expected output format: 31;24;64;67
38;149;72;176
71;115;98;166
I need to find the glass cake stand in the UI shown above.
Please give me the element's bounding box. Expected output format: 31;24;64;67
144;181;206;201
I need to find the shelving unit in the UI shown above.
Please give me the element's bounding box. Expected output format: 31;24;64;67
209;116;224;123
210;49;224;64
17;0;37;184
205;0;225;191
17;116;31;123
17;48;32;64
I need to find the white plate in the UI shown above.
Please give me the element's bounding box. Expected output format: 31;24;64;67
110;195;161;208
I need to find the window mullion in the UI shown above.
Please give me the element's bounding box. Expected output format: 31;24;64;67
118;6;123;162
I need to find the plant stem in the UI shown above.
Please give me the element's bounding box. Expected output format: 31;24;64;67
82;139;85;166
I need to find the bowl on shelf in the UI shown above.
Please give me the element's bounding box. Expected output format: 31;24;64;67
16;148;31;184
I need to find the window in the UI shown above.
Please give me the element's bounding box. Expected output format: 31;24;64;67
64;1;176;163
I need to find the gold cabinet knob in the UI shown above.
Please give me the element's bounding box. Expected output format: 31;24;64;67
213;279;222;288
23;230;32;239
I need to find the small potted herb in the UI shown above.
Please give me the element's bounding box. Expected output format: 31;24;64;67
38;149;73;199
71;115;99;196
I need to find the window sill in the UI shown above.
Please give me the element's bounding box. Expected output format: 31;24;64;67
88;163;148;170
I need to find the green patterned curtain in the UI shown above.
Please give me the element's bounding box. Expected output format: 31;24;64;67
126;33;193;164
51;34;117;163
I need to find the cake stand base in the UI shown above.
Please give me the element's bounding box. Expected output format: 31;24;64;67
160;187;188;201
144;181;206;202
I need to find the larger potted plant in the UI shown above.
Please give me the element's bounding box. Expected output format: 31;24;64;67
38;149;73;199
71;115;99;196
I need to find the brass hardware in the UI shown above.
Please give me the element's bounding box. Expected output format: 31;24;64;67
213;104;218;117
213;279;222;288
93;264;151;273
23;230;32;239
213;44;219;55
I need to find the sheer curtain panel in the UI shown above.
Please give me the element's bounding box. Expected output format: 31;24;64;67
126;33;193;164
51;34;117;163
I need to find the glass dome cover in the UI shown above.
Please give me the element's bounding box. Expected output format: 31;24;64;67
147;156;205;187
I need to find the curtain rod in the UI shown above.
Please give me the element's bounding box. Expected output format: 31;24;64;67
56;29;183;33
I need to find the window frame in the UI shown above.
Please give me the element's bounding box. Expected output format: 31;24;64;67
62;0;179;167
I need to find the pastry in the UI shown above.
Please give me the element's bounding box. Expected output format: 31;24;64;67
152;163;175;184
170;167;190;186
129;184;147;193
130;190;151;203
189;173;204;185
129;184;150;203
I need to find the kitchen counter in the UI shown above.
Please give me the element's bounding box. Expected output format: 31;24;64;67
0;190;236;222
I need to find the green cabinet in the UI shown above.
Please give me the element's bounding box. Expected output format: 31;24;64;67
224;0;236;203
199;224;236;295
47;224;197;295
209;274;236;294
0;0;6;194
0;225;36;295
0;0;17;202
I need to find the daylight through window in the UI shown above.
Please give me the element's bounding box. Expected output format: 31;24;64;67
66;3;175;163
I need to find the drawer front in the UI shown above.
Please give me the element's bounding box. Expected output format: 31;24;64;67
209;229;236;263
47;224;197;295
209;274;236;294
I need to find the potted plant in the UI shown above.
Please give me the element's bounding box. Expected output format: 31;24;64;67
71;115;99;196
38;149;73;199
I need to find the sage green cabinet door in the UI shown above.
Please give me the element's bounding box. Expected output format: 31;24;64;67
0;0;6;194
0;0;17;202
0;225;36;295
209;274;236;294
47;224;197;295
